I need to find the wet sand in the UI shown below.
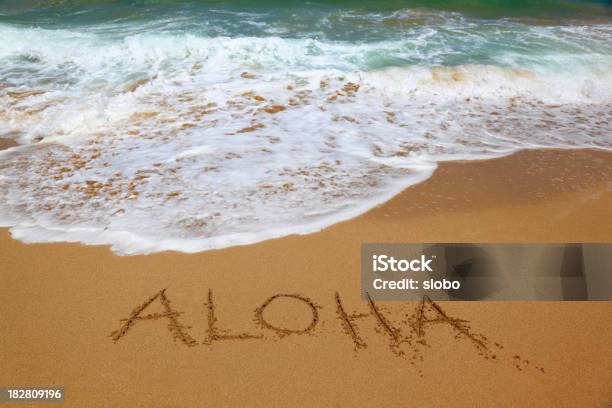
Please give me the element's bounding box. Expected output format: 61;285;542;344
0;138;18;151
1;148;611;407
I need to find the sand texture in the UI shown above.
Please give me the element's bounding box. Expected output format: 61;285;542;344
1;148;611;407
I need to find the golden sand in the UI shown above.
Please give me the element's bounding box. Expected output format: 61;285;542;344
0;148;611;407
0;137;18;150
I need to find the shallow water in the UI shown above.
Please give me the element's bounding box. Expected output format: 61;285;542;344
0;1;611;254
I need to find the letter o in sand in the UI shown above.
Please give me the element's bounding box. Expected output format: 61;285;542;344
254;294;319;336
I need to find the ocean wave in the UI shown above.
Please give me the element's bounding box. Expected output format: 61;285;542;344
0;23;611;254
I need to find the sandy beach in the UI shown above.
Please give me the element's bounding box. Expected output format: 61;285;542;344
1;148;611;407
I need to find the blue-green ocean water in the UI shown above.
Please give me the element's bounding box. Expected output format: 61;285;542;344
1;1;612;69
0;1;611;254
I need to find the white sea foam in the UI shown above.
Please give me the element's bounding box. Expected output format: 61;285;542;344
0;23;611;254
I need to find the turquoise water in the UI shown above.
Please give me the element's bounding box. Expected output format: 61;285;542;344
2;1;611;89
0;1;611;254
1;0;611;22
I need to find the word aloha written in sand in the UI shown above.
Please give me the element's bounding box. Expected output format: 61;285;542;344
110;289;544;374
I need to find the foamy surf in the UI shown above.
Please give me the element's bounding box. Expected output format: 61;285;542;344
0;7;611;254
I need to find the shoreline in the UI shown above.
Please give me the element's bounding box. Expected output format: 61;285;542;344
2;146;612;254
1;147;611;407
